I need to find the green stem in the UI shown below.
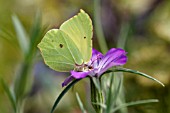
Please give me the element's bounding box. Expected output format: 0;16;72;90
94;0;108;53
115;21;130;113
90;78;104;113
106;74;114;113
117;22;130;48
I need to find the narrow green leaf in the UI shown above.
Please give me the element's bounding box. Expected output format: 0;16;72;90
0;27;15;41
116;6;130;113
14;63;30;101
111;75;122;112
30;11;44;51
29;11;47;62
12;14;29;54
76;92;87;113
91;102;106;109
103;68;165;87
51;79;81;113
113;73;128;113
94;0;108;53
114;68;165;87
105;74;115;113
117;22;130;48
13;12;45;101
0;78;16;112
112;99;159;113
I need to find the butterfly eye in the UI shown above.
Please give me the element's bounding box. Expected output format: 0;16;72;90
88;66;93;69
84;36;86;39
59;44;63;48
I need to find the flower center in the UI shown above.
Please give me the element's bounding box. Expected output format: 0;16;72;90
75;63;93;72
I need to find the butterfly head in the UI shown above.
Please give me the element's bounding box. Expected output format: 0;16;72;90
74;63;93;72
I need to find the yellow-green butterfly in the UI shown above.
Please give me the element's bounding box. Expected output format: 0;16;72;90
38;9;93;72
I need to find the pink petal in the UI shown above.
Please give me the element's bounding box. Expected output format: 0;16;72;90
71;70;90;79
88;48;103;65
98;48;127;75
62;76;74;87
98;55;127;75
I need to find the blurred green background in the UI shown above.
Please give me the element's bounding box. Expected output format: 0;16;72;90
0;0;170;113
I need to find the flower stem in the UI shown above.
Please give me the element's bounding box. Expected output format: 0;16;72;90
94;0;108;53
90;78;104;113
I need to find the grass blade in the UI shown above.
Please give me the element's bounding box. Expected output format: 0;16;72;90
94;0;108;53
113;68;165;87
111;75;122;112
76;92;87;113
12;14;29;54
91;102;106;109
103;68;165;87
0;78;16;112
13;12;45;101
105;74;114;113
51;79;81;113
112;99;159;113
29;11;45;53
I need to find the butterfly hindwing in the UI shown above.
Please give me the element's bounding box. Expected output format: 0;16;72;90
38;29;83;72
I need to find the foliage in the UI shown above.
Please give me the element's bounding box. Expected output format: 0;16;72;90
0;0;170;113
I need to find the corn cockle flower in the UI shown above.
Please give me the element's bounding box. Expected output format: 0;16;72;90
62;48;127;87
50;48;164;113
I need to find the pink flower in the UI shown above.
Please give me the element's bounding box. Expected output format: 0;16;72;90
62;48;127;87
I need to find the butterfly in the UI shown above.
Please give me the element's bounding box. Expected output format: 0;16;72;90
38;9;93;72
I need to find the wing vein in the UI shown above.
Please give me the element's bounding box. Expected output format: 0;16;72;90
46;61;74;66
41;48;74;63
61;32;77;63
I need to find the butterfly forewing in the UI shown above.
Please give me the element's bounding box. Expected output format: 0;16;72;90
60;9;93;63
